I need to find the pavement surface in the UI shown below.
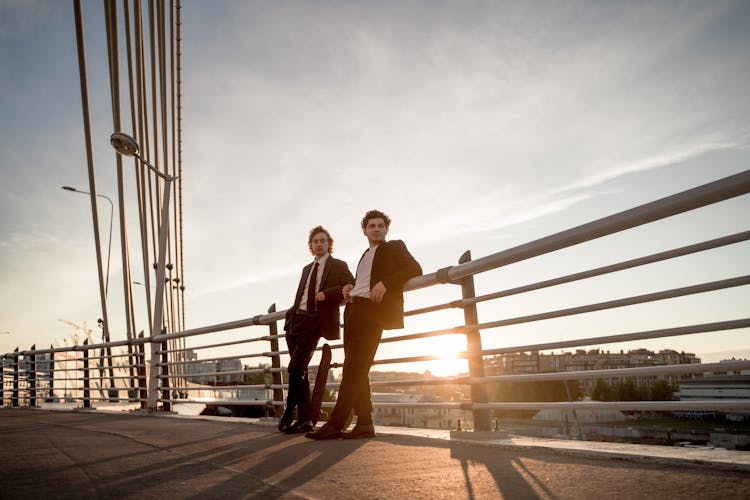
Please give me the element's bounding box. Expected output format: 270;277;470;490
1;407;749;499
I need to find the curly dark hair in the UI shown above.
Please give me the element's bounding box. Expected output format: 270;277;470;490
308;225;333;255
361;210;391;230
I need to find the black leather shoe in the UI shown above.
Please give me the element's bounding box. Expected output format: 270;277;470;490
305;423;342;440
342;424;375;439
278;417;293;432
285;420;314;434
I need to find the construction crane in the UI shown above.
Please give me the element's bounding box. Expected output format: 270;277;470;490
57;318;108;400
57;319;92;346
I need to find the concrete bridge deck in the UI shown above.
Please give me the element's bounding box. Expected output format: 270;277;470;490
1;408;748;499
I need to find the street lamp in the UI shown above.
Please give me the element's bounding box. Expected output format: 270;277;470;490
62;186;114;296
110;131;177;410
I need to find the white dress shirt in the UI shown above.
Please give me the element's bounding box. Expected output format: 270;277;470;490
299;253;329;312
349;244;379;299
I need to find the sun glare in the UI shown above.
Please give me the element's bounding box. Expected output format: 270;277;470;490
426;333;468;377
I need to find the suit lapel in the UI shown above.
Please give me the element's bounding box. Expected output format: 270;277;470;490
296;262;313;306
319;258;332;287
370;242;385;287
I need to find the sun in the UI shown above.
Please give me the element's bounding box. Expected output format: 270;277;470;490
424;333;468;377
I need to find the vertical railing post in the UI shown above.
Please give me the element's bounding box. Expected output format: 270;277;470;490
82;340;91;408
127;338;138;402
48;346;56;402
160;340;171;412
458;251;491;431
136;332;147;409
1;355;5;407
29;345;37;407
268;303;284;417
12;348;19;407
147;337;160;410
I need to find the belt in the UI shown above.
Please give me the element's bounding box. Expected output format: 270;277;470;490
348;296;370;304
295;309;317;317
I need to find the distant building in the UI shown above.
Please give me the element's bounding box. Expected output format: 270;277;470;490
371;393;472;430
703;358;750;377
182;349;243;385
675;359;750;421
485;348;701;393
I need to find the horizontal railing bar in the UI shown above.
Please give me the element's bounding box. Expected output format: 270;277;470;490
82;376;145;381
406;230;750;317
161;384;269;391
97;364;145;370
85;390;140;396
372;402;465;409
406;169;750;290
245;367;284;374
161;367;284;378
366;354;447;366
370;376;468;387
11;339;149;357
164;375;245;381
45;367;144;375
379;326;466;344
157;337;267;352
165;374;241;380
158;352;270;366
472;401;750;411
469;275;750;331
260;334;285;341
404;300;465;317
481;318;750;356
86;353;135;359
162;398;273;406
52;364;145;371
470;360;750;384
81;397;146;402
152;310;286;343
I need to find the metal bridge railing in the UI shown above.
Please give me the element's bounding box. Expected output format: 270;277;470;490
2;169;749;432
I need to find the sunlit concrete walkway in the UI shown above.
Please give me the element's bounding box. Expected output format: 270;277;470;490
1;408;748;499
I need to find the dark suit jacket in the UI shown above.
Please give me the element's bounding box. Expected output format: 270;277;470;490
359;239;422;330
284;256;354;340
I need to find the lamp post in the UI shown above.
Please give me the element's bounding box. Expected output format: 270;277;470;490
62;186;114;296
110;131;176;410
61;186;117;398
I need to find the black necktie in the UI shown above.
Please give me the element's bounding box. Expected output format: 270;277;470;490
307;262;319;312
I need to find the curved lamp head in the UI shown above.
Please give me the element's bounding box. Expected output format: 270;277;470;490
110;131;175;181
110;132;140;157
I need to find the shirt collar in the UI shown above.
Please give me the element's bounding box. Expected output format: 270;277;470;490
314;253;330;265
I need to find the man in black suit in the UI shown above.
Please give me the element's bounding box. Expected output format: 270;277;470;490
279;226;354;434
307;210;421;440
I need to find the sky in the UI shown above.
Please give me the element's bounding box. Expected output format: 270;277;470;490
1;0;749;377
